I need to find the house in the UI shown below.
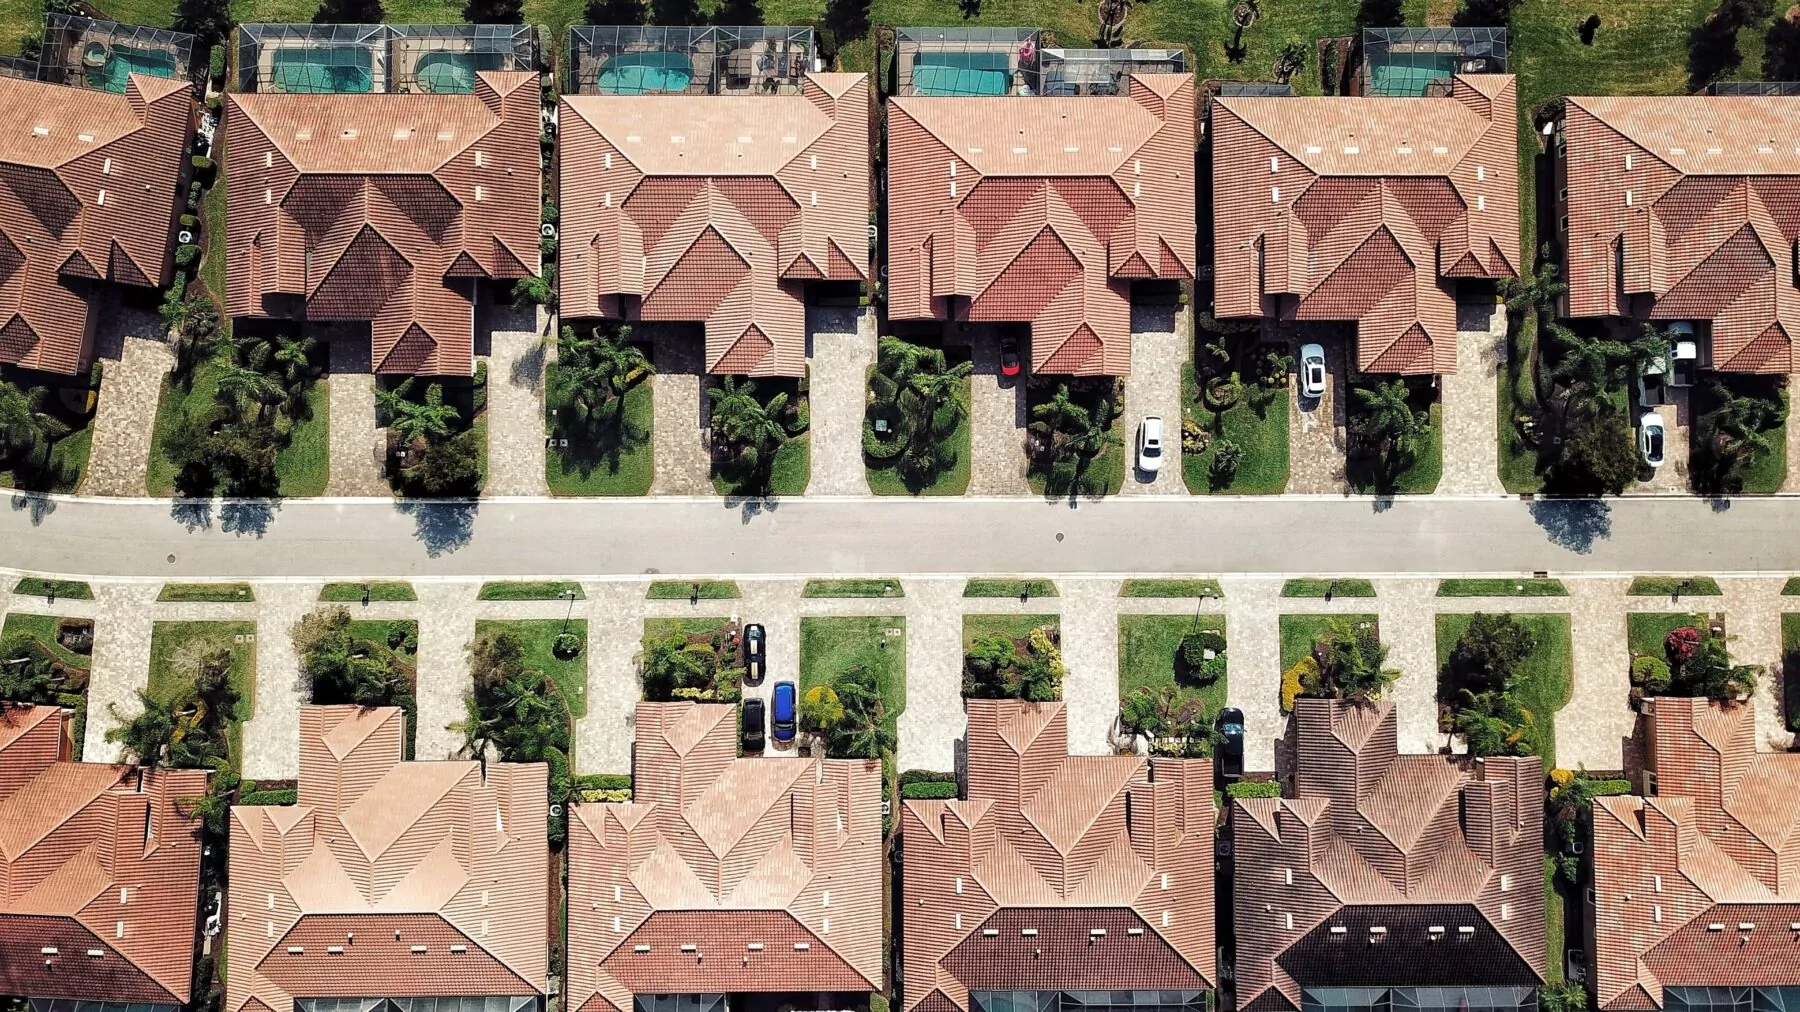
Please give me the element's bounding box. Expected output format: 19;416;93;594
565;701;883;1012
1211;74;1519;374
0;704;209;1010
1232;699;1544;1012
901;699;1215;1012
1588;697;1800;1010
0;72;192;376
225;705;547;1012
885;39;1195;376
558;38;869;377
223;69;541;376
1558;94;1800;372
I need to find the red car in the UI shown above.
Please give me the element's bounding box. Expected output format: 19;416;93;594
999;337;1022;378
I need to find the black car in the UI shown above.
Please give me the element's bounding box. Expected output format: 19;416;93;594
741;698;766;754
744;623;766;685
1215;706;1245;780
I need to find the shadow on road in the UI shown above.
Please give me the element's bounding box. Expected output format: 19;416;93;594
725;495;780;525
397;499;478;556
1529;498;1612;554
11;492;54;526
222;501;277;538
170;500;211;532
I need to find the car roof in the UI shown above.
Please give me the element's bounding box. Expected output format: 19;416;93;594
1640;412;1664;427
773;682;794;697
744;697;764;710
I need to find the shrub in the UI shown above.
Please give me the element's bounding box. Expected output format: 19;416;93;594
862;420;906;460
1181;415;1210;454
574;772;631;791
1281;657;1316;712
1631;655;1671;694
238;789;297;806
900;780;959;800
1225;780;1281;799
578;788;632;802
174;244;200;268
553;632;583;659
1200;654;1228;684
1666;626;1701;663
179;214;199;230
1210;439;1242;483
190;155;216;184
1179;631;1214;671
899;769;957;786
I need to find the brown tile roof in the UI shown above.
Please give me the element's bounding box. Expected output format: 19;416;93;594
225;706;547;1012
1232;699;1544;1009
901;700;1214;1012
886;76;1196;376
0;704;208;1004
1591;698;1800;1009
224;71;541;377
0;73;193;376
1213;75;1520;375
558;75;870;377
1562;96;1800;372
566;703;884;1011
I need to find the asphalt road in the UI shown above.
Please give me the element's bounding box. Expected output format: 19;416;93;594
1;490;1796;579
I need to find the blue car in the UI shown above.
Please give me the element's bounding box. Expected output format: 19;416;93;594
771;681;797;744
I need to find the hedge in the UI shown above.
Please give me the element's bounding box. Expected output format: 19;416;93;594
579;788;632;803
1590;779;1632;796
1225;781;1282;799
900;781;959;800
899;769;957;786
239;789;297;806
573;773;632;791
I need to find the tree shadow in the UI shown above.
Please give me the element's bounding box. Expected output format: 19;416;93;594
554;414;650;483
1528;497;1612;554
170;499;213;532
9;491;54;526
395;499;477;557
221;499;278;538
724;494;781;525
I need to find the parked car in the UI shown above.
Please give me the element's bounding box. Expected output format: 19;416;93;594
743;623;765;685
999;337;1022;378
1639;412;1665;469
1666;322;1699;387
771;681;797;744
1215;706;1245;780
740;698;766;754
1136;415;1164;473
1299;343;1327;400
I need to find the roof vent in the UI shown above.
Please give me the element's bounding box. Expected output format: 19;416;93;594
1127;928;1144;936
747;943;764;951
1709;923;1726;932
1429;926;1446;935
86;950;103;958
982;929;999;937
393;128;410;141
634;945;651;953
794;943;810;951
1741;923;1757;931
32;126;48;136
1370;926;1387;935
1330;926;1348;935
341;129;357;139
410;945;428;954
287;947;304;955
437;128;455;141
1021;929;1038;937
327;946;344;954
40;947;58;955
1458;926;1475;936
450;945;467;953
681;944;697;953
1090;929;1107;937
77;133;93;143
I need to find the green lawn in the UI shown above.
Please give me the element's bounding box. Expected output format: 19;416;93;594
12;578;93;600
147;620;256;764
0;410;91;494
646;580;741;600
1436;613;1573;767
803;579;904;598
799;616;907;743
868;378;972;496
964;579;1058;598
478;581;584;601
476;619;588;719
146;360;327;498
1347;399;1442;495
1118;614;1230;720
158;583;254;603
146;362;221;497
1784;578;1800;596
1627;612;1708;660
319;582;416;603
1;612;93;672
547;382;653;496
1120;580;1224;599
1498;315;1546;495
1279;614;1377;672
963;614;1059;648
1281;578;1375;598
1628;576;1722;597
1438;579;1569;598
273;381;329;497
1182;367;1289;495
1546;858;1567;983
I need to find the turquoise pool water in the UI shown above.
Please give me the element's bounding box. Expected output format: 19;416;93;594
86;44;177;94
597;50;692;95
1368;53;1459;96
271;46;373;94
416;51;474;93
911;52;1011;96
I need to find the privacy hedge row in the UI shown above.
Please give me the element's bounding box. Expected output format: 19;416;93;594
900;781;959;801
1225;781;1282;799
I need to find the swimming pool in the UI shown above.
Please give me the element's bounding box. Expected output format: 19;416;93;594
596;50;692;95
911;52;1011;96
85;43;178;94
271;46;373;94
416;51;475;93
1367;53;1459;96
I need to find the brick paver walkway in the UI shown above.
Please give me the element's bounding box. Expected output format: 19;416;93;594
81;583;159;761
485;310;548;496
1058;579;1119;754
965;329;1029;496
1120;309;1187;496
806;308;875;496
240;583;317;778
82;338;172;497
324;342;387;497
415;583;476;761
1286;332;1349;494
1439;305;1504;495
575;581;644;773
896;579;965;772
649;327;713;495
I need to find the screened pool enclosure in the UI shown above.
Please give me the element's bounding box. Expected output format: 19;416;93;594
236;23;538;94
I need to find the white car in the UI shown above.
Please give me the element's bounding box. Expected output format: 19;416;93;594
1299;343;1327;400
1639;412;1665;469
1137;416;1164;474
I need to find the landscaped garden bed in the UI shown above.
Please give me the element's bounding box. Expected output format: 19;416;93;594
1689;374;1787;495
1345;376;1442;495
456;625;577;830
646;580;740;600
1438;578;1568;597
0;368;98;493
1435;612;1573;765
159;582;255;603
1120;579;1224;599
803;579;904;599
12;578;93;601
799;616;905;759
962;615;1063;700
864;337;972;496
319;581;416;603
545;325;654;497
292;607;419;757
640;617;743;702
0;612;94;757
1181;324;1288;494
378;368;487;497
964;578;1057;599
1626;612;1755;706
1627;575;1721;597
1277;614;1391;712
142;620;256;765
479;581;585;601
1281;578;1375;598
475;619;588;718
709;375;810;497
1117;614;1228;756
1025;377;1125;498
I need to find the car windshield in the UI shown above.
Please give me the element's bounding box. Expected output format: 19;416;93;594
1646;431;1663;455
1142;443;1160;457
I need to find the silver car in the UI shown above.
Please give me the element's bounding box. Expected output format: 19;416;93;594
1137;416;1164;474
1299;343;1327;400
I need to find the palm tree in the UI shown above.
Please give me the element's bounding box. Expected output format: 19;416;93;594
1028;384;1090;460
1545;323;1630;421
1353;380;1427;458
910;358;974;423
0;382;70;473
378;379;460;446
268;334;317;409
215;365;283;425
1501;244;1569;315
550;326;651;430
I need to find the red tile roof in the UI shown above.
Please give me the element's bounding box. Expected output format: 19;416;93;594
566;703;884;1012
1563;96;1800;372
1213;75;1520;374
901;700;1214;1012
886;76;1196;376
0;74;193;376
558;75;870;377
1591;698;1800;1009
1232;700;1544;1009
0;704;208;1004
224;72;542;377
226;706;546;1012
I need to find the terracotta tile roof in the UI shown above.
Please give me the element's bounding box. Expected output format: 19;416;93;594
1562;96;1800;372
226;706;547;1012
1213;75;1520;375
1232;700;1544;1010
900;700;1214;1012
224;71;542;377
558;74;870;377
0;73;193;376
566;702;884;1012
0;704;208;1004
1590;698;1800;1009
886;76;1196;376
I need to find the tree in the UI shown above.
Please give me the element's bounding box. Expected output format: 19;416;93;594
548;326;652;433
1351;380;1428;481
216;364;283;425
0;381;70;476
1315;620;1399;700
463;0;524;21
1539;983;1590;1012
107;690;176;767
586;0;646;23
1355;0;1405;27
1767;16;1800;79
293;607;407;708
963;635;1019;698
1674;635;1758;700
455;628;570;764
707;376;790;485
1453;690;1536;757
380;379;461;446
0;633;59;704
1444;613;1539;697
801;684;844;734
403;430;481;497
1120;686;1171;741
1547;412;1640;495
1692;381;1785;494
712;0;763;23
650;0;702;23
171;0;233;49
314;0;383;22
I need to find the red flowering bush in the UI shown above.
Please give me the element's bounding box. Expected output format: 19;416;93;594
1665;626;1702;663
